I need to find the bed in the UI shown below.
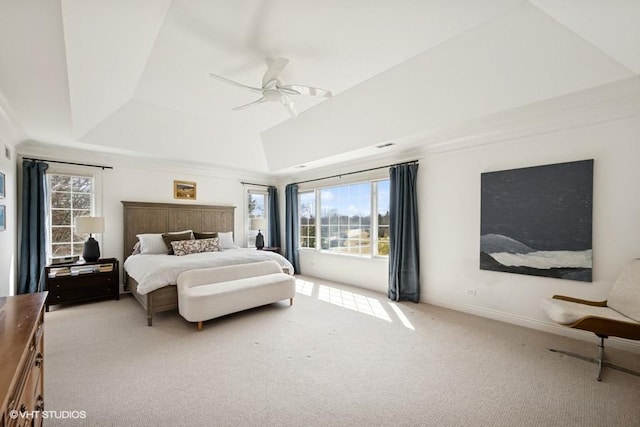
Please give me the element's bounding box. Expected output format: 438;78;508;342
122;201;293;326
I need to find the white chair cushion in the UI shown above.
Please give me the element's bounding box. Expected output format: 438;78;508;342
607;259;640;322
540;297;636;325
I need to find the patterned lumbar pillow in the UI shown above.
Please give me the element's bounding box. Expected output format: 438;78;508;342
171;237;221;256
199;237;222;253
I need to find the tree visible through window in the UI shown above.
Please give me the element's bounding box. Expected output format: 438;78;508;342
48;174;94;260
377;180;390;255
299;192;315;249
298;179;389;257
247;190;267;247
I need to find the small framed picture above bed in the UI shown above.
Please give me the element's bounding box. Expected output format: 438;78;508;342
0;205;5;231
174;180;196;200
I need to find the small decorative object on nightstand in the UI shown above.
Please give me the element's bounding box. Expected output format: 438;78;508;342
251;217;265;249
75;216;105;262
44;258;119;311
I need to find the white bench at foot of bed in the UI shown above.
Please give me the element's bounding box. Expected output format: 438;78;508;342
176;260;296;331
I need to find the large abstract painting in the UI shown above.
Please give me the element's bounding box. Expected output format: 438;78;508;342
480;159;593;282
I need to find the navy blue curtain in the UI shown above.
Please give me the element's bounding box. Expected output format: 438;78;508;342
388;163;420;302
268;186;281;247
285;184;300;273
18;160;49;294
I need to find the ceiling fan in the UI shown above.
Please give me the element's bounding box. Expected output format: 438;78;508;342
209;57;332;118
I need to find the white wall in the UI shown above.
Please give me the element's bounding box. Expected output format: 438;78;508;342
423;117;640;323
0;92;20;296
0;140;16;296
287;116;640;351
15;146;274;293
100;159;254;265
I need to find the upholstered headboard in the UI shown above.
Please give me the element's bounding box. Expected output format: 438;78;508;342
121;201;235;262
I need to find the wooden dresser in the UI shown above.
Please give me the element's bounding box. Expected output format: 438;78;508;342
0;292;47;427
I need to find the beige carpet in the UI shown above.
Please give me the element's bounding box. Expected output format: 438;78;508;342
43;275;640;427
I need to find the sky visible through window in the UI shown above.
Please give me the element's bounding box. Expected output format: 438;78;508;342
318;180;389;217
300;180;390;255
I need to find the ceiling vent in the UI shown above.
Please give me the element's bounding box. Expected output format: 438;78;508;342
376;142;396;149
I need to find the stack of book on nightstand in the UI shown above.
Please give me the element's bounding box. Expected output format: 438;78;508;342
70;265;100;276
98;263;114;273
48;267;71;278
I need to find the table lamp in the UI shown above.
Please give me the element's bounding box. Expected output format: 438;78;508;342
75;216;105;262
250;218;265;249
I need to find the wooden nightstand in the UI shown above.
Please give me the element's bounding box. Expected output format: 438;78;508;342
258;247;280;254
44;258;119;311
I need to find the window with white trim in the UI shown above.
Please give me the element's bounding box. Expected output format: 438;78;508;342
247;189;268;247
298;179;390;257
47;173;95;260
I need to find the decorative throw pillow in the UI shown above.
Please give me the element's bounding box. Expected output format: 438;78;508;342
136;234;168;255
171;238;222;256
171;239;201;256
194;231;218;240
217;231;237;249
199;237;222;253
162;231;194;255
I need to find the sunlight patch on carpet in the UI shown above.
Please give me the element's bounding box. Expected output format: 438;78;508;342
318;285;391;321
295;279;315;296
388;302;416;331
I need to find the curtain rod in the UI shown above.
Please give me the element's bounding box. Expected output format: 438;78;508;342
292;159;418;186
241;182;274;188
23;157;114;170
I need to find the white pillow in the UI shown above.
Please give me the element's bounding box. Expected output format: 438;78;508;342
136;234;168;255
217;231;238;249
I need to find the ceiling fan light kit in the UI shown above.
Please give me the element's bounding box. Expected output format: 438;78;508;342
210;57;332;118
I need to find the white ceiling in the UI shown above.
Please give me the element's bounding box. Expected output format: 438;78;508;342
0;0;639;174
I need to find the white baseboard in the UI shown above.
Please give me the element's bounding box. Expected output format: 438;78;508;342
423;294;640;354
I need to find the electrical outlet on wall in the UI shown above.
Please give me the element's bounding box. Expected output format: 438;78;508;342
465;289;477;296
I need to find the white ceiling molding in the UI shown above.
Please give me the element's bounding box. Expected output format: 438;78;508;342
422;75;640;154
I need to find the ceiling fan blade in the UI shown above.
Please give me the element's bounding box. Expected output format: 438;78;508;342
262;57;289;88
209;73;264;95
281;95;297;118
282;84;332;98
277;86;301;96
232;97;266;110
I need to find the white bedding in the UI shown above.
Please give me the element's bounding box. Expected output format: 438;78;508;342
124;249;295;295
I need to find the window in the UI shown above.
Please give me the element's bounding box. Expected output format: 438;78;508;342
298;179;390;257
47;173;95;260
299;191;316;249
376;180;390;256
247;189;268;247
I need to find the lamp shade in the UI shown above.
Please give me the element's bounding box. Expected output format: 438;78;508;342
250;218;265;230
75;216;105;234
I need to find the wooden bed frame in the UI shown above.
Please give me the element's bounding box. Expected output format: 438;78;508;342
122;201;235;326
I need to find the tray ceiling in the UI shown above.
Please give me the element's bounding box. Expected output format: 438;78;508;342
0;0;638;173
